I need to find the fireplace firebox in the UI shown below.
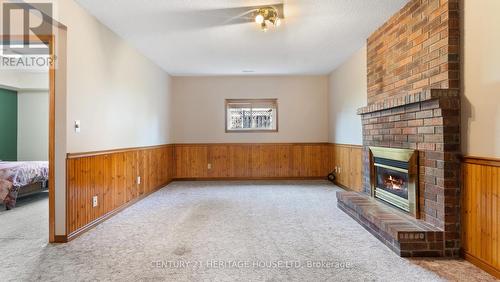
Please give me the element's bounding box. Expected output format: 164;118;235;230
369;147;419;218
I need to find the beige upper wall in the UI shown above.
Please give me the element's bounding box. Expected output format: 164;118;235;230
461;0;500;158
0;0;173;153
328;46;367;145
57;0;171;152
54;0;173;153
171;76;329;143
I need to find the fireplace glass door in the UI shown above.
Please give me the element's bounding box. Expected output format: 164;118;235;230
370;147;418;217
373;156;412;212
375;166;409;200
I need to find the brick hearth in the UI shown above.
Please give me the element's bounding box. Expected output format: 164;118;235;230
337;192;444;257
337;0;461;257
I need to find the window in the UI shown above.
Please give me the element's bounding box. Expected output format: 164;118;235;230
225;99;278;132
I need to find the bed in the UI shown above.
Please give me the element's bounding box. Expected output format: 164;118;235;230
0;161;49;210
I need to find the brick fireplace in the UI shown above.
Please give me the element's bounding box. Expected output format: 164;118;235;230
337;0;461;257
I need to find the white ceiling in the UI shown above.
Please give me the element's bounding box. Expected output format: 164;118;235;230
75;0;409;76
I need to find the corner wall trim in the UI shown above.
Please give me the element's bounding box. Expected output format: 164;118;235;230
67;144;173;159
462;156;500;167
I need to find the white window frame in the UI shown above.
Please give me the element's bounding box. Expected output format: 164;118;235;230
225;99;278;133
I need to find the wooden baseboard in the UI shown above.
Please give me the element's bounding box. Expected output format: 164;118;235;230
53;235;68;243
464;252;500;279
64;180;172;243
174;177;328;181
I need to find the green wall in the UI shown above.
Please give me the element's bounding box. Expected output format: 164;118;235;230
0;88;17;161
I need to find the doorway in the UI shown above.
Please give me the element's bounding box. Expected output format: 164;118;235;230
0;34;57;243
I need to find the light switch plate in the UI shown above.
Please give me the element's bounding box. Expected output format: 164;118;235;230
208;163;212;170
75;120;81;133
92;195;98;207
137;176;141;185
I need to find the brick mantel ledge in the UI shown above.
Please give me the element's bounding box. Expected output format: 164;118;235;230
357;89;459;115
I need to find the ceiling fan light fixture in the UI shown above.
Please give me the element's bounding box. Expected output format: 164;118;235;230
254;7;281;32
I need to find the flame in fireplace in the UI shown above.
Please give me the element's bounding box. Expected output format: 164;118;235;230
385;175;404;190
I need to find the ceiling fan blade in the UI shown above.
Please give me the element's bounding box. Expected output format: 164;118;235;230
137;3;285;33
221;9;259;25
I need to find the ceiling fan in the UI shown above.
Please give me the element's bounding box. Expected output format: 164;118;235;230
164;3;285;32
226;4;284;32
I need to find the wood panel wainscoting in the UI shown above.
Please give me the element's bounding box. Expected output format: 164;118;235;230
174;143;332;179
328;144;363;191
63;143;363;242
462;156;500;278
173;143;362;188
65;145;174;240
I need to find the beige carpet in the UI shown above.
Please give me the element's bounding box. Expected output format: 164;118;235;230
0;181;495;281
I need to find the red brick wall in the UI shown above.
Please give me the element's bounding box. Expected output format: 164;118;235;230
359;0;461;256
367;0;460;105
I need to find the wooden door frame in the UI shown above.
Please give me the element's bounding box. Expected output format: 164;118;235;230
47;35;56;243
1;34;56;242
